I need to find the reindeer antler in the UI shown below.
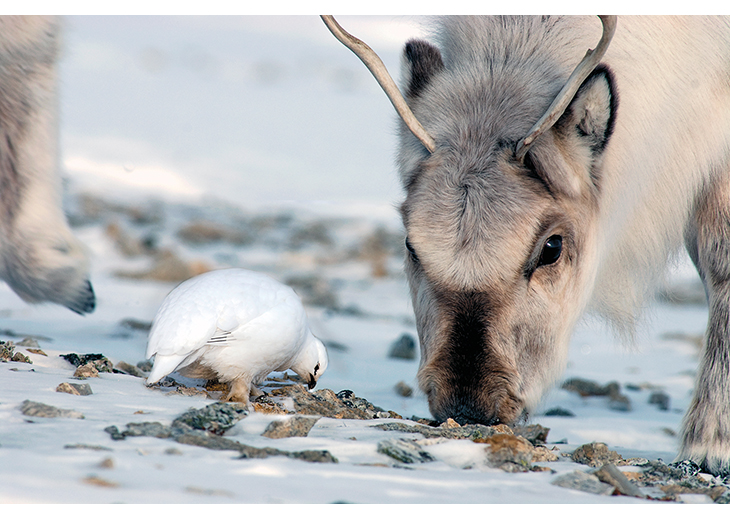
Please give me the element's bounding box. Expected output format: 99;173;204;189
514;15;617;162
321;15;437;153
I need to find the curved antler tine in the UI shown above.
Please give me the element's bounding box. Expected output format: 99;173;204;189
321;15;437;154
515;15;617;162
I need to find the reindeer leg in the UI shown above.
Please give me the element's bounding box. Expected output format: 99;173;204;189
678;173;730;476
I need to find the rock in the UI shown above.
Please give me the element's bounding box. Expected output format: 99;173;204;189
115;361;146;378
177;220;251;246
593;463;645;498
441;418;461;429
118;319;152;332
98;457;115;469
136;360;153;372
171;402;249;435
56;382;93;396
11;351;32;364
544;407;575;417
552;470;615;495
60;353;114;373
532;446;560;463
114;248;211;283
74;364;100;379
1;341;32;364
25;348;47;357
373;421;504;441
648;390;671;411
268;385;400;420
394;381;413;397
562;378;632;412
20;400;84;419
288;450;338;464
16;337;40;349
482;433;534;472
82;476;119;488
377;438;436;464
562;378;613;397
64;444;113;451
388;334;417;360
283;274;338;308
668;459;701;478
571;442;624;467
261;416;320;439
512;424;550;445
608;392;632;412
122;422;174;438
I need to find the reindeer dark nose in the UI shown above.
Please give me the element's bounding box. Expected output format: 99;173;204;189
432;394;501;426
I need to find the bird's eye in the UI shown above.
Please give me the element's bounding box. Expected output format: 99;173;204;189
538;235;562;267
405;238;419;263
314;362;320;375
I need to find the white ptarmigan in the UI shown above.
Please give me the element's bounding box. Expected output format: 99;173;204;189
145;268;328;405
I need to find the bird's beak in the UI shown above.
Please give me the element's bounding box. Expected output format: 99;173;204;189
307;374;317;390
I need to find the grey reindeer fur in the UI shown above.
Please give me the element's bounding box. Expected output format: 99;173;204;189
0;16;94;314
393;16;730;475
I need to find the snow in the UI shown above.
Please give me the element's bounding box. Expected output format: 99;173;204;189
0;15;719;508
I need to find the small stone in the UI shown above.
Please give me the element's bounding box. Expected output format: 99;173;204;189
104;426;125;441
441;418;461;429
165;447;183;455
377;438;436;464
512;423;550;445
64;444;113;451
98;457;115;469
56;382;93;396
82;476;119;488
571;442;623;467
123;422;174;438
11;351;32;364
25;348;47;356
544;407;575;417
171;402;249;435
608;392;632;412
648;390;670;411
388;334;417;360
20;400;84;419
394;381;413;397
261;416;320;439
532;446;560;463
593;463;645;498
552;470;615;495
288;450;338;464
136;360;153;372
482;433;534;471
16;337;40;349
562;378;613;397
74;364;99;379
115;361;146;378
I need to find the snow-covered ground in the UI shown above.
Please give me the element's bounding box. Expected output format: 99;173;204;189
0;15;721;506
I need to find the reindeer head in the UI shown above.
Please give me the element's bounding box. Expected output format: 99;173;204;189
324;15;617;425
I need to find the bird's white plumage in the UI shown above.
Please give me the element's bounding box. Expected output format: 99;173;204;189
146;268;328;404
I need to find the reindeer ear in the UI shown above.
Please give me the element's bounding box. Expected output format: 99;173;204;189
555;65;618;155
402;39;444;99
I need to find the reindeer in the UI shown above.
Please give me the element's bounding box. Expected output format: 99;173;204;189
323;15;730;476
0;16;95;314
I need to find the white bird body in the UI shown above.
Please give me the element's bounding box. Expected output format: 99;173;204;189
146;268;328;405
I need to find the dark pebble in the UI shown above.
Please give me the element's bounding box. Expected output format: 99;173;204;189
388;334;417;360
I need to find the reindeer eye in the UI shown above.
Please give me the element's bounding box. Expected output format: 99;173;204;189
538;235;562;266
405;238;419;263
314;363;320;375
